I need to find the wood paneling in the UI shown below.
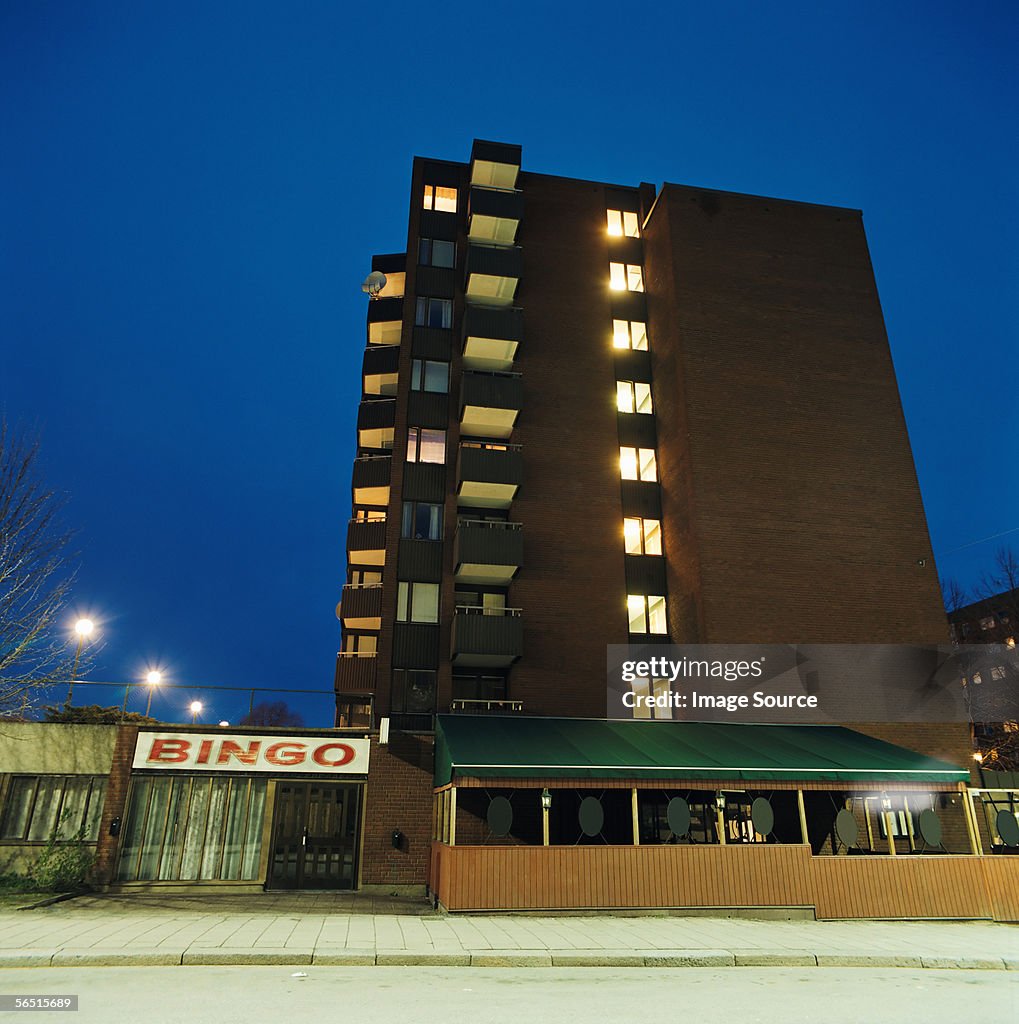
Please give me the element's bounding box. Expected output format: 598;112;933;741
429;842;1019;920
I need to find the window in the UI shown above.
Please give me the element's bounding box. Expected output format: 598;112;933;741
392;669;437;714
337;697;373;729
419;238;455;268
991;665;1007;681
452;673;507;702
415;297;453;329
423;185;457;213
612;319;649;351
411;359;449;393
397;581;440;623
353;509;386;522
623;518;662;555
607;209;640;237
609;262;644;292
407;427;446;464
369;321;402;346
629;677;672;719
980;616;996;631
402;501;443;540
0;776;107;842
616;380;653;414
348;569;382;586
627;594;668;635
341;633;377;654
619;446;658;482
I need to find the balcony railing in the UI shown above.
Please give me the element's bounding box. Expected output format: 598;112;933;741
451;605;523;667
454;519;523;585
346;518;387;565
339;583;383;629
334;652;378;694
352;454;391;506
450;698;523;715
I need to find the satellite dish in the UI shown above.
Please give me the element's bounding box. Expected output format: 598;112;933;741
362;270;387;299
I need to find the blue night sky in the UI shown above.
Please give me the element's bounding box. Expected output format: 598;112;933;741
2;2;1016;726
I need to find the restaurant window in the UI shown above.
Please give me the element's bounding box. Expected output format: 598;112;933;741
623;518;662;555
407;427;446;464
419;238;456;268
607;209;640;237
423;185;457;213
402;501;443;541
612;319;649;351
117;775;267;882
627;594;668;635
415;297;453;329
0;776;107;842
411;359;449;393
397;582;440;623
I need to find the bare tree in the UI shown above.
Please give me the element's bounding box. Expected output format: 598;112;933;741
239;701;304;728
940;577;970;617
0;421;86;715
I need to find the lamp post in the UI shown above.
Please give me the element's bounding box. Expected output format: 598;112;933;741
189;700;203;724
66;619;95;706
541;788;551;847
145;671;161;717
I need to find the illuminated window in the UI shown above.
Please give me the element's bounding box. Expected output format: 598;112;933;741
624;518;662;555
342;634;377;654
415;297;452;329
612;319;649;351
397;582;440;623
620;447;658;481
607;209;640;237
411;359;449;393
419;238;456;268
610;263;644;292
407;427;446;464
627;595;668;635
369;321;402;346
629;677;673;720
616;381;653;414
354;509;386;522
423;185;457;213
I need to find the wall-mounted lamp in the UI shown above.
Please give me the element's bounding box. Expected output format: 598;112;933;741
715;792;726;812
391;829;404;850
880;793;892;811
541;788;552;811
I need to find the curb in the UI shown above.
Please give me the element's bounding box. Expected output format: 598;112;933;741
0;948;1012;970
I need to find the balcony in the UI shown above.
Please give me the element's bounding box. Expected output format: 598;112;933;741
346;518;386;567
465;244;522;307
454;519;523;586
470;139;521;190
460;370;522;439
451;606;523;668
334;652;377;694
351;455;391;507
337;584;383;631
456;442;523;509
463;304;523;372
450;698;523;715
468;186;523;246
357;399;396;451
363;344;399;397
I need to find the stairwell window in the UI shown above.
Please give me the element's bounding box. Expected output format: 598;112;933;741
607;209;640;237
623;518;662;555
397;582;440;623
616;381;653;414
423;185;458;213
612;319;649;351
407;427;446;464
411;359;449;393
610;263;644;292
627;594;668;635
419;238;456;268
415;297;453;329
620;446;658;482
402;501;444;541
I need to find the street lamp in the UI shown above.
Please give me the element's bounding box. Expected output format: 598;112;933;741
66;618;95;706
189;700;203;724
145;671;162;717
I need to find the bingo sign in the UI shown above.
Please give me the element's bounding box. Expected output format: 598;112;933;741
133;732;370;774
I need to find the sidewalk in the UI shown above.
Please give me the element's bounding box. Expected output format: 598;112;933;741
0;893;1016;970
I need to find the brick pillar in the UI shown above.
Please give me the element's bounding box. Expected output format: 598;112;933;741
92;724;139;886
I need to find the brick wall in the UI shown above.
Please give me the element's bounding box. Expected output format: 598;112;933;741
92;724;139;886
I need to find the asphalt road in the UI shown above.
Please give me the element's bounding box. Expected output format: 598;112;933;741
0;966;1015;1023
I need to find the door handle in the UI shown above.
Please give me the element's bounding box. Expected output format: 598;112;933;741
302;827;308;848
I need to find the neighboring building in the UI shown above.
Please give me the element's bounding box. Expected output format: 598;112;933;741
948;589;1018;648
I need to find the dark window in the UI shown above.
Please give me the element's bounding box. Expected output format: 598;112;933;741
411;359;449;393
336;698;373;729
452;674;507;701
419;238;455;268
402;501;443;541
415;297;452;329
0;775;107;842
392;670;437;714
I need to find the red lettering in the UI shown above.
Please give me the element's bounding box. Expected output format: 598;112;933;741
312;743;355;768
196;739;214;764
216;740;260;765
264;742;307;766
148;738;190;763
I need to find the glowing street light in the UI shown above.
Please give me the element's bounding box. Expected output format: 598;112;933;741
66;618;96;706
189;700;203;724
145;671;162;717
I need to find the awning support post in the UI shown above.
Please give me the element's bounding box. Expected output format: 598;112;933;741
796;790;809;847
903;795;916;852
963;789;983;856
631;788;640;846
449;786;457;847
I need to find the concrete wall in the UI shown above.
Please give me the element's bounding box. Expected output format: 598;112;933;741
0;723;118;775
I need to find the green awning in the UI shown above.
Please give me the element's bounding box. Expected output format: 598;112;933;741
434;716;968;787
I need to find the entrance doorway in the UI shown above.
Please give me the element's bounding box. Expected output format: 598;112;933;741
267;781;362;890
